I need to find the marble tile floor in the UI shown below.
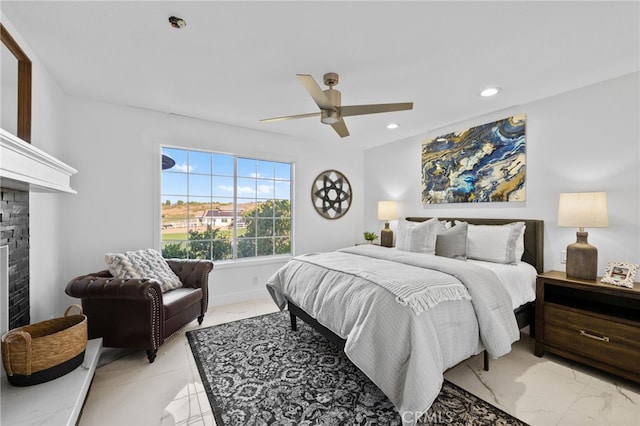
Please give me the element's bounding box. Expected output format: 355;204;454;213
79;297;640;426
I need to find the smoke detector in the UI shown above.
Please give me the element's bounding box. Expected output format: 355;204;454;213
168;16;186;29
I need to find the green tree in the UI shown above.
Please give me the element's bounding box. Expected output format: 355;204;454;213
162;242;187;259
162;226;232;260
238;200;291;258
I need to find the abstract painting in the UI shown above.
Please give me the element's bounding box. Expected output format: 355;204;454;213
421;114;526;204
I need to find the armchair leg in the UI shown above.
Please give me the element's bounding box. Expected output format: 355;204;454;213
147;349;158;363
197;314;204;325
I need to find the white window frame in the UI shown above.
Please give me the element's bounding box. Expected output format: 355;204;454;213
158;145;294;262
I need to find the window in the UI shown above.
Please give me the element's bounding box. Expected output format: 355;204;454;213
160;147;292;261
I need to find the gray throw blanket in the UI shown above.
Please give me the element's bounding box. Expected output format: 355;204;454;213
339;245;520;357
296;251;471;315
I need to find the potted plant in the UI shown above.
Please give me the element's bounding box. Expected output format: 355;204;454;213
363;231;378;244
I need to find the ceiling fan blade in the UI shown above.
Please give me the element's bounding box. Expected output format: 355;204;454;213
296;74;337;111
331;119;350;138
260;112;320;123
338;102;413;117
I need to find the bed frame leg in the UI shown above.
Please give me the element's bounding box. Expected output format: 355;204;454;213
290;312;298;331
483;350;489;371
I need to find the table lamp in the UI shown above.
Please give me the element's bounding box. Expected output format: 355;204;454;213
377;201;398;247
557;192;608;280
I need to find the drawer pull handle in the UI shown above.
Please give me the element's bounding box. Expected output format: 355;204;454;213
579;330;610;343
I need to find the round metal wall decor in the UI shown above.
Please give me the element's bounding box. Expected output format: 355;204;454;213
311;169;352;220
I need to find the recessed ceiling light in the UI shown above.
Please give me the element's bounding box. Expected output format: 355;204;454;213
386;123;399;129
480;87;500;97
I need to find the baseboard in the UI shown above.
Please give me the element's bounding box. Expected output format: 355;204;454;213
210;287;271;307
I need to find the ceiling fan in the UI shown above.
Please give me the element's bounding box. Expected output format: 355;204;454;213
261;73;413;138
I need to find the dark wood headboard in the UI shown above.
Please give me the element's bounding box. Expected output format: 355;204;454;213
405;217;544;273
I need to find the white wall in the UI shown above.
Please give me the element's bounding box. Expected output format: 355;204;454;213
364;72;640;275
58;98;364;309
1;14;71;322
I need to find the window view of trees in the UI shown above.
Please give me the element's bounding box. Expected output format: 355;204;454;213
160;147;292;261
238;199;291;258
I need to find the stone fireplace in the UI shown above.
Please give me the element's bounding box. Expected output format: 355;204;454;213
0;128;76;336
0;187;30;331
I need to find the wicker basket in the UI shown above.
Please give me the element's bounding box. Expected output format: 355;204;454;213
1;305;88;386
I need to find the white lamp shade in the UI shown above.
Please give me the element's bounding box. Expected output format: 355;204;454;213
377;201;398;221
557;192;608;228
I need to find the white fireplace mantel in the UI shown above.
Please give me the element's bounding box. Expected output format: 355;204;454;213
0;128;77;194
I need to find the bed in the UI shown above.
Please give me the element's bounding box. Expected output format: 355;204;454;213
266;217;543;425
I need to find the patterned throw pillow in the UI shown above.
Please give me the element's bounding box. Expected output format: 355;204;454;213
105;248;182;293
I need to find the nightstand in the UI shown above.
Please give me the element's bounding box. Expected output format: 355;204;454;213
535;271;640;384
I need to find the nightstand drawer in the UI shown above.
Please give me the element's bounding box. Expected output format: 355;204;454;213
544;303;640;373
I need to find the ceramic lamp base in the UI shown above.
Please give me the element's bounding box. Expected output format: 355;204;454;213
566;231;598;280
380;223;393;247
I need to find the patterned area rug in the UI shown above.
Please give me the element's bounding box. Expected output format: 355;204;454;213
187;311;527;426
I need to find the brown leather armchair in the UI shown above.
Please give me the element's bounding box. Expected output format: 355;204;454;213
65;259;213;363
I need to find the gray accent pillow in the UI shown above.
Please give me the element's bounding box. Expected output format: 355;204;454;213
436;222;467;260
105;248;183;293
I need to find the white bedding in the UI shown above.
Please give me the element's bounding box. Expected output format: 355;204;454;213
266;245;523;425
468;259;537;309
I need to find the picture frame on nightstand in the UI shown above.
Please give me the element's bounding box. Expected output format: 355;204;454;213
601;261;638;288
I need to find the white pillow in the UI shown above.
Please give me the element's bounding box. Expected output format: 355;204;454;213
395;218;438;254
438;219;451;232
105;248;183;293
460;222;526;264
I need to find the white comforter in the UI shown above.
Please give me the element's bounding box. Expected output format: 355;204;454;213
266;245;520;424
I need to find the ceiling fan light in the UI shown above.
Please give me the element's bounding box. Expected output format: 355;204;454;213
321;110;340;124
